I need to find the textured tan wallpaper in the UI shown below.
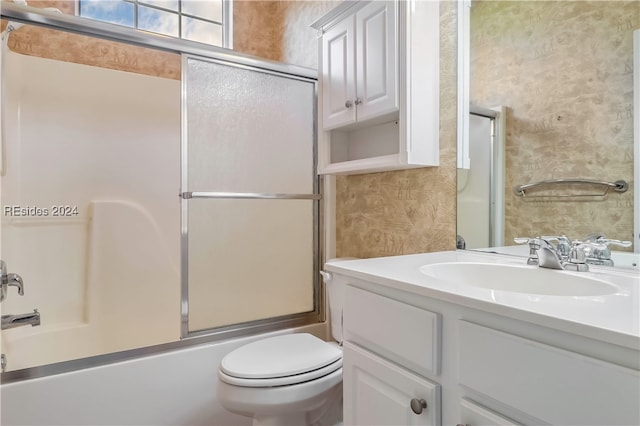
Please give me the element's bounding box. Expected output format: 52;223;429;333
233;0;336;67
281;0;339;69
471;1;638;245
1;1;181;79
2;0;333;78
335;2;458;259
233;0;286;61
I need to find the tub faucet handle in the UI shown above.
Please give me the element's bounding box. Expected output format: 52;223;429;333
7;273;24;296
1;260;24;302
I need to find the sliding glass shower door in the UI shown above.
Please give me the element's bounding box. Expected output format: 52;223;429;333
182;55;320;335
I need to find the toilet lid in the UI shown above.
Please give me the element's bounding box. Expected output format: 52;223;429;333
220;333;342;380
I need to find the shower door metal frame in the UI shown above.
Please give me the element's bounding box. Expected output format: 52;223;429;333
180;54;323;339
0;4;324;383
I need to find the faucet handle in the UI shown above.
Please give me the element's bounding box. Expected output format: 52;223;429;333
514;237;541;265
565;240;608;271
580;237;632;264
514;237;533;244
593;238;632;248
7;273;24;296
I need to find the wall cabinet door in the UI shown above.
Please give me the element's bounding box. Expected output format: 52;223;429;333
343;342;440;426
355;0;397;122
322;16;356;129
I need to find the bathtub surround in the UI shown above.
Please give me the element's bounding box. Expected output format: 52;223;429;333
1;50;181;370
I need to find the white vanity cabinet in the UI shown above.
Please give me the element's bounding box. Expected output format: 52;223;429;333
312;0;440;175
337;274;640;426
342;285;442;425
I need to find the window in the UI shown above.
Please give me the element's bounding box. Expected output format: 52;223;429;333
79;0;231;48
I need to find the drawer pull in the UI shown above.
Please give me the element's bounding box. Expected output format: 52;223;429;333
410;398;427;414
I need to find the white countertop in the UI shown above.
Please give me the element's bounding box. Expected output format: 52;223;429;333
325;250;640;350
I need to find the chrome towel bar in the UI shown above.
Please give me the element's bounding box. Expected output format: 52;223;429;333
514;178;628;198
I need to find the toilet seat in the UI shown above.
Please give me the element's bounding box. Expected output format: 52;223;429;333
219;333;342;388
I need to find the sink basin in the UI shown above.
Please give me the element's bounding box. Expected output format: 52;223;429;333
419;262;619;296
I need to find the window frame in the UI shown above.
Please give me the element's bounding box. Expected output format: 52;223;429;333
77;0;233;49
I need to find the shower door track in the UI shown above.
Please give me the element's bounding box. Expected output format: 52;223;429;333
0;2;316;80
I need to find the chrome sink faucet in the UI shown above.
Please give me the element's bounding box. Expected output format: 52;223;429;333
515;236;569;268
514;237;566;269
515;236;606;272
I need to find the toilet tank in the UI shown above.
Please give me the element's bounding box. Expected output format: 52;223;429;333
321;258;357;343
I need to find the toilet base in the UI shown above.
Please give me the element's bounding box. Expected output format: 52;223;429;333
218;368;343;426
252;383;342;426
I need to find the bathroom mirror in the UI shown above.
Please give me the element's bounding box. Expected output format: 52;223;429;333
457;1;640;263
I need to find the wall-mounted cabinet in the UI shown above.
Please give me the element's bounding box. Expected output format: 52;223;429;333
322;1;397;129
312;0;440;175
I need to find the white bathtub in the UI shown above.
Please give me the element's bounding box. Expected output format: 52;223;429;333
1;323;329;426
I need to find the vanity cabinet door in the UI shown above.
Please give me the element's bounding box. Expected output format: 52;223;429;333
458;321;640;425
343;342;441;426
458;399;520;426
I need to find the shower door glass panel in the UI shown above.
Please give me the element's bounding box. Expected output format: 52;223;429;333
186;57;314;194
188;200;314;331
184;56;317;333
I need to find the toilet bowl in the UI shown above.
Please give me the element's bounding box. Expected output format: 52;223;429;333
217;259;354;426
217;333;343;425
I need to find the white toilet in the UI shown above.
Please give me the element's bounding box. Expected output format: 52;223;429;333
217;263;350;426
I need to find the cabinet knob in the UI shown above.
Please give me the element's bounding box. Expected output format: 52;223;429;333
410;398;427;414
345;100;353;108
354;97;362;105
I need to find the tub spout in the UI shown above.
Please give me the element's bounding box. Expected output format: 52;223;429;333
1;309;40;330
